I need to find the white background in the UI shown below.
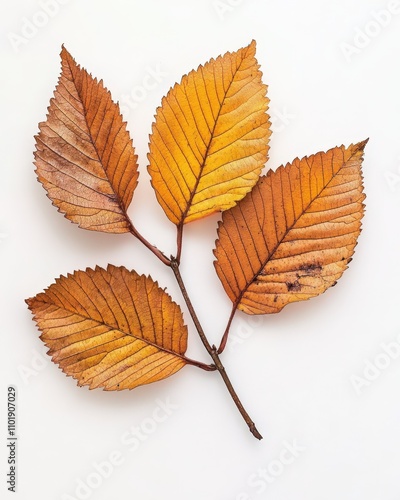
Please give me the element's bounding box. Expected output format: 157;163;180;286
2;1;400;499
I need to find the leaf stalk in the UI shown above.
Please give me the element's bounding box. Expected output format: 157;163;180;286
218;305;237;354
128;221;171;266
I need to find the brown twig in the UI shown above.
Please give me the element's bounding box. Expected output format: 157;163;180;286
127;222;262;439
170;258;262;440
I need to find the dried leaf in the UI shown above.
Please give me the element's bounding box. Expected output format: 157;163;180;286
148;40;270;225
34;46;138;233
26;265;188;390
214;141;367;314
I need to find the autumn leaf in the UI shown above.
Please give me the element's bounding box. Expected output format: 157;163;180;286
34;46;138;233
26;265;189;390
148;40;270;226
214;141;367;316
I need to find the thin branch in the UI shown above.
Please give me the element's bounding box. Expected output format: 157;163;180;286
210;344;262;440
170;258;262;440
170;258;213;354
126;224;262;439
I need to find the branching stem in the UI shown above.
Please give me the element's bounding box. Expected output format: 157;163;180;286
127;223;262;439
170;258;262;440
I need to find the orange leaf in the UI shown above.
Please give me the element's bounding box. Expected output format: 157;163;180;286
148;40;270;226
26;265;188;390
214;141;367;315
34;46;138;233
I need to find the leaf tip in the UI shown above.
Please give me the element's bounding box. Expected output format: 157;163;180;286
25;297;34;309
241;39;257;60
356;137;369;152
60;44;73;63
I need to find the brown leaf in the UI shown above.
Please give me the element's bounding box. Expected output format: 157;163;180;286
34;46;138;233
26;265;188;390
148;40;270;226
214;141;367;314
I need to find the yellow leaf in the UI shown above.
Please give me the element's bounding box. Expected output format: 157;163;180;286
148;40;270;225
26;265;188;390
34;46;138;233
214;141;367;314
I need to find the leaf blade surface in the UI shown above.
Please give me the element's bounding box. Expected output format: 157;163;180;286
214;141;367;314
26;265;188;390
34;46;138;233
148;40;270;225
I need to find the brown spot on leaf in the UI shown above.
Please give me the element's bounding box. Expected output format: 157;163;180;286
298;263;322;276
286;280;301;292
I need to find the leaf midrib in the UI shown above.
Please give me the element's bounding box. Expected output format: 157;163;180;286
180;58;244;225
64;53;130;218
35;295;188;364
